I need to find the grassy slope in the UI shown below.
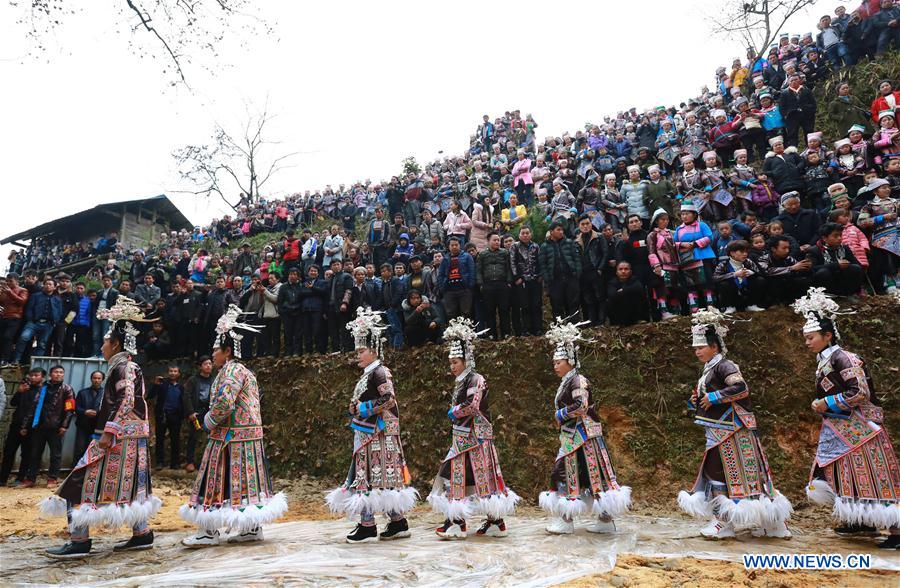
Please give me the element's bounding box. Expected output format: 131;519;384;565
253;297;899;506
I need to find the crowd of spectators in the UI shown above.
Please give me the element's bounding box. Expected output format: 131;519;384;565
1;3;898;366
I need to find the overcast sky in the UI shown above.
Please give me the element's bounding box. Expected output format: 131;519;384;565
1;0;835;267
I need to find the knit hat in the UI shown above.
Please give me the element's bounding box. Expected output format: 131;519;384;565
878;109;895;121
768;135;784;147
758;91;774;101
702;151;718;161
650;208;669;226
711;109;727;119
626;164;640;173
680;154;695;164
680;201;700;214
648;164;661;174
806;132;823;143
734;148;748;158
604;173;617;182
827;183;848;200
833;138;851;149
780;191;801;205
847;123;866;134
444;317;488;370
545;317;592;368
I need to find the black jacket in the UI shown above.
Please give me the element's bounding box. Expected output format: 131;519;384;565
277;281;304;315
92;287;119;317
809;244;862;270
763;151;805;193
575;230;610;273
778;86;817;119
75;385;103;431
147;380;185;420
327;271;354;311
772;209;822;247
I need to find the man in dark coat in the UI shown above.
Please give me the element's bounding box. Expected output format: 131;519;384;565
73;370;103;467
778;74;817;147
539;222;582;320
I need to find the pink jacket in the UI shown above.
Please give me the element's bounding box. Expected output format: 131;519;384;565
512;158;533;186
841;224;870;268
469;203;492;251
443;210;473;237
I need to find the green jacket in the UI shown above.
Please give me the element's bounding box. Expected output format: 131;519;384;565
644;179;676;216
539;238;582;282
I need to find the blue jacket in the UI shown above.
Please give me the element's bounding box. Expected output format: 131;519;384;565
24;291;63;324
674;221;716;260
437;252;476;292
73;295;92;327
298;277;328;313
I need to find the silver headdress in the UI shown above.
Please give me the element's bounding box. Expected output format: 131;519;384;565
443;317;488;370
791;287;853;340
691;306;730;354
214;304;261;359
346;306;388;358
545;316;592;368
96;297;147;355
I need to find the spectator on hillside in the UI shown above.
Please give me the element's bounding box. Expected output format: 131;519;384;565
12;277;61;364
21;365;74;488
606;261;650;326
277;268;304;356
476;232;513;340
773;191;822;252
300;265;328;354
0;368;43;486
182;356;213;473
147;366;184;470
134;273;161;312
66;282;93;357
539;222;582;320
259;273;282;357
402;289;442;347
73;370;103;467
0;273;29;367
437;237;475;321
779;73;817;147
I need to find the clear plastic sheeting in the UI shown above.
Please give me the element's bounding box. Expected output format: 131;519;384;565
1;514;898;586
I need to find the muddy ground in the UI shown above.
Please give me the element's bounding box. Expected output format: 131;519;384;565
0;473;897;586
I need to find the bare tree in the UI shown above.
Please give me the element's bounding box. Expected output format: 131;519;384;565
9;0;272;86
708;0;820;69
172;100;297;210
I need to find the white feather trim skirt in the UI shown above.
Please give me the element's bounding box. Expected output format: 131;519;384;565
427;489;521;520
325;486;419;519
179;492;288;533
807;478;900;529
539;487;631;519
678;489;793;529
39;495;163;530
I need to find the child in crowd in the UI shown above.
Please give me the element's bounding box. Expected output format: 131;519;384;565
750;172;780;221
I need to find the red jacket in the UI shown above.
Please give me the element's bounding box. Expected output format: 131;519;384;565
871;92;900;123
282;237;300;261
0;285;28;319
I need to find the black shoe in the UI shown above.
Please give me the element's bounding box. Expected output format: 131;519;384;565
346;524;378;544
45;540;92;559
834;524;879;536
379;518;410;540
877;535;900;549
113;531;154;552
